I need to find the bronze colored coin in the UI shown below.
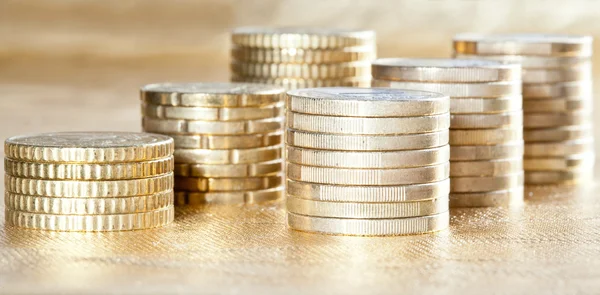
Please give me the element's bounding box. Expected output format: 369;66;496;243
525;168;592;185
450;96;522;114
173;145;282;164
523;111;590;128
450;111;523;129
231;27;375;49
231;46;376;64
523;97;591;113
230;76;371;89
170;132;282;149
142;117;283;135
452;53;590;69
522;63;591;83
142;103;283;121
174;174;282;192
450;158;523;177
449;187;524;208
450;172;524;193
523;125;592;142
174;187;283;205
450;128;523;145
372;79;521;98
522;81;592;98
450;141;524;160
231;61;371;79
174;160;282;178
524;139;594;157
523;153;594;171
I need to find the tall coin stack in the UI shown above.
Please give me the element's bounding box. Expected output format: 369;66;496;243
453;33;594;185
141;83;286;205
372;58;524;207
285;87;451;236
230;27;376;89
4;132;175;231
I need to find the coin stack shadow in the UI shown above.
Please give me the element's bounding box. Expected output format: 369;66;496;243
453;33;594;185
141;83;286;205
4;132;175;231
285;87;451;236
230;27;376;89
372;58;524;207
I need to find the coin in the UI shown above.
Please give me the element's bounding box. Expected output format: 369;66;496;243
4;132;174;163
450;141;524;160
450;111;523;129
522;64;591;83
5;173;173;198
231;61;371;79
5;190;173;215
143;117;283;135
286;87;449;117
450;96;522;114
174;174;282;192
173;145;282;164
525;169;592;185
523;111;590;128
449;128;523;145
371;58;520;82
286;178;449;203
286;162;449;185
286;196;449;219
142;103;283;121
523;153;594;171
449;188;524;208
453;53;590;69
450;158;523;177
287;211;449;236
372;79;521;98
522;81;591;98
523;97;590;113
170;132;282;149
523;125;592;142
231;27;375;49
231;76;371;89
5;206;174;232
4;157;173;180
450;172;524;192
524;139;594;157
174;187;283;205
286;145;449;168
174;160;282;178
231;46;376;64
141;82;284;107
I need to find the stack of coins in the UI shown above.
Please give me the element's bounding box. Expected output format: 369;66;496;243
4;132;175;231
285;87;450;236
230;27;376;89
141;82;286;205
453;33;594;185
372;58;524;207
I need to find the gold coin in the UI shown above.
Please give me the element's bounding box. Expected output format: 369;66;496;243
286;87;449;117
287;211;449;236
450;158;523;177
452;53;590;69
4;157;174;180
522;81;591;98
372;79;521;98
523;111;590;128
142;103;283;121
449;188;524;208
450;111;523;129
523;125;592;142
231;61;371;79
174;187;283;205
450;96;522;114
287;111;450;135
5;206;174;232
286;162;449;185
525;169;592;185
523;153;594;171
142;117;283;135
450;141;524;160
231;76;371;89
4;132;173;164
5;173;173;198
286;196;449;219
450;128;523;145
170;132;282;149
5;190;173;215
174;160;282;178
524;139;594;157
141;82;284;107
286;179;450;202
231;46;376;64
174;174;282;192
231;27;375;49
371;58;521;82
450;172;524;193
523;97;591;113
173;145;282;164
522;63;591;83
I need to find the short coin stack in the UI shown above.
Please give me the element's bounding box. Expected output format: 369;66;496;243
372;58;524;207
141;82;286;205
230;27;376;89
285;87;450;236
4;132;175;231
453;33;594;185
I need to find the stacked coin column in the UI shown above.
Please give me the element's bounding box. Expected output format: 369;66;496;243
4;132;175;231
372;58;524;207
141;83;286;205
230;27;376;89
453;33;594;185
285;87;450;236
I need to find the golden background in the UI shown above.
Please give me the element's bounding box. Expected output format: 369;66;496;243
1;0;600;293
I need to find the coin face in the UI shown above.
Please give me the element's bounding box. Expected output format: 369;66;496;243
454;33;592;45
373;57;511;68
288;87;446;102
5;132;172;148
232;27;375;37
141;82;284;96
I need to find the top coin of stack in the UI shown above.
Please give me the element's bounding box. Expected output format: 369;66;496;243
140;82;286;205
453;33;594;185
285;87;451;236
230;27;376;89
372;58;524;207
4;132;175;231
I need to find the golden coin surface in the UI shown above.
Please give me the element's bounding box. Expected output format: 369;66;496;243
286;145;449;168
286;162;449;185
372;79;521;98
525;169;592;185
174;174;282;192
142;117;283;135
449;128;523;145
449;188;524;208
5;190;174;215
450;158;523;177
523;111;590;128
450;141;524;160
170;132;282;149
174;187;283;205
173;145;282;164
286;87;449;117
522;81;592;98
5;173;174;198
287;211;449;236
231;46;376;64
5;206;174;232
524;139;594;157
4;157;173;180
523;125;592;142
286;196;449;219
142;103;283;121
450;172;524;193
230;76;371;89
141;82;284;107
231;61;371;79
371;58;520;82
524;154;594;171
4;132;173;163
450;96;522;114
523;97;591;113
174;160;282;178
452;53;590;69
286;179;449;202
522;64;591;83
287;111;450;135
450;111;523;129
231;27;375;49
